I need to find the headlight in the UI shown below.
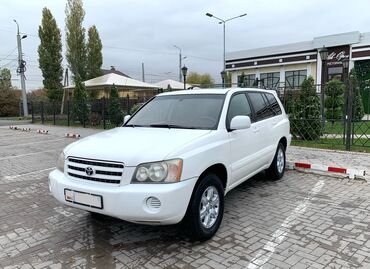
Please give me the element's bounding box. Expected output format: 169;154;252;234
132;159;183;183
57;152;65;172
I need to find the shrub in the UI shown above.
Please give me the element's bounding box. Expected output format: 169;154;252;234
349;69;365;120
0;89;19;116
90;112;101;126
72;77;90;125
108;84;123;126
324;79;344;120
291;76;322;140
130;103;142;115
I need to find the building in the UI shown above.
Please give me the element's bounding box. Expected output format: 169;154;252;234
101;66;131;78
65;73;159;100
226;31;370;89
153;79;192;91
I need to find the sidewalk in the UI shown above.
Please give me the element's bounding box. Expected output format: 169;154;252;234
1;123;369;179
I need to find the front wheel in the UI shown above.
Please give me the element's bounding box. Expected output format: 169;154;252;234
184;173;224;241
266;142;286;180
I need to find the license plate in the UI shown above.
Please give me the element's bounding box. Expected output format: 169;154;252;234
64;189;103;209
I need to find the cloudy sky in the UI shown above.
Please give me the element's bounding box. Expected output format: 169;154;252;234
1;0;370;91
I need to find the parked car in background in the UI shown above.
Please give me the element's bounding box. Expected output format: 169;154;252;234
49;88;291;240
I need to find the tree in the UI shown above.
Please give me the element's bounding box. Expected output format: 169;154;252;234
0;68;19;116
72;78;90;124
38;7;64;101
86;25;103;80
65;0;86;80
108;84;123;126
291;76;322;140
186;72;214;88
238;72;245;87
225;72;232;88
324;79;345;120
349;69;365;121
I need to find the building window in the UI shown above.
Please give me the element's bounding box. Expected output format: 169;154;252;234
260;72;280;88
285;70;307;88
328;67;343;81
237;74;256;87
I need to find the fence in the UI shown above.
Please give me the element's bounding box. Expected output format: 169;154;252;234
30;96;145;129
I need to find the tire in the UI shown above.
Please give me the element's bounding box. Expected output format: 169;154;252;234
184;173;224;241
266;142;286;180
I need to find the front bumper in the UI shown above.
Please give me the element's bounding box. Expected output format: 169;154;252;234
49;169;197;225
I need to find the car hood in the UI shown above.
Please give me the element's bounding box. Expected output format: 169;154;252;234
64;127;211;166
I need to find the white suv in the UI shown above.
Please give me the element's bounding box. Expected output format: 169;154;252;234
49;88;291;240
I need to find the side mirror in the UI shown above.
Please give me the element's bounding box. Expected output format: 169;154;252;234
123;115;131;124
230;115;251;131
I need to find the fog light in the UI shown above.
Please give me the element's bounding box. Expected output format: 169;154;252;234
146;197;161;210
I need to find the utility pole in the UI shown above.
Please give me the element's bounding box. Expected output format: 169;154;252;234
174;45;182;82
141;62;145;82
14;19;28;116
61;68;69;114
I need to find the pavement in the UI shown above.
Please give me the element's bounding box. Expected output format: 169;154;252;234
1;124;370;268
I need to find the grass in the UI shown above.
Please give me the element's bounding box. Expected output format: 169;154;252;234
324;121;370;135
292;139;370;153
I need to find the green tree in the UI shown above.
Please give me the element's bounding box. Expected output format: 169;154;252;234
187;72;214;88
349;69;365;120
324;79;345;120
72;78;90;124
225;72;232;88
238;72;245;87
108;84;123;126
0;68;19;116
38;7;63;101
86;25;103;80
65;0;86;80
291;76;322;140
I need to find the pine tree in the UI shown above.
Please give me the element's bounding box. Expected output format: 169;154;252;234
349;69;365;120
324;79;345;120
86;25;103;79
65;0;86;80
72;78;90;124
38;7;63;101
109;84;123;126
291;76;322;140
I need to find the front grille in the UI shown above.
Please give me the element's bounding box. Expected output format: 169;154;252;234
67;157;124;184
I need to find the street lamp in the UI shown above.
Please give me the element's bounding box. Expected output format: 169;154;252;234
181;65;188;90
319;46;329;126
205;12;247;77
174;45;186;82
220;70;227;88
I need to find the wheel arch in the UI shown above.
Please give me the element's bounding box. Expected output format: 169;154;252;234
197;163;228;190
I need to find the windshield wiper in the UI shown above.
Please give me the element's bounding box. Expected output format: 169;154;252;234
149;124;196;129
124;124;148;127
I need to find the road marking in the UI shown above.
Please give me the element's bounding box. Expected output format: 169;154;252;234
2;167;56;180
246;180;325;269
0;150;56;160
0;138;65;148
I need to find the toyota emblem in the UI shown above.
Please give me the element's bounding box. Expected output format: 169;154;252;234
85;167;94;176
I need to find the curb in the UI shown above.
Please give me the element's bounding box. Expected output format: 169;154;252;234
36;129;49;134
65;133;81;138
287;161;366;180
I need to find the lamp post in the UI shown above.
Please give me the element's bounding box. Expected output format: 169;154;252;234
181;65;188;90
14;19;28;117
205;12;247;82
174;45;187;82
220;70;227;88
319;46;328;126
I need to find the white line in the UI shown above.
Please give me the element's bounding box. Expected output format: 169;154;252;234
0;138;65;148
0;150;56;160
2;167;56;180
246;180;325;269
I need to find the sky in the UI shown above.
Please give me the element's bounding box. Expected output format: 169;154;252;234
1;0;370;91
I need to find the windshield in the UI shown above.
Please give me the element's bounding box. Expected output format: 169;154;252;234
125;94;225;130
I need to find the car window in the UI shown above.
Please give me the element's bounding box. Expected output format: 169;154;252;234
248;92;272;121
126;94;225;130
264;93;282;115
226;93;252;128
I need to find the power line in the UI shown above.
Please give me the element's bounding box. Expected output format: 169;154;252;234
0;47;17;61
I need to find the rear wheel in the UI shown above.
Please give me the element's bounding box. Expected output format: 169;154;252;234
266;142;286;180
184;173;224;241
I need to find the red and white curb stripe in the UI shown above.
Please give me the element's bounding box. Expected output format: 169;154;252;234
65;133;81;138
9;126;30;131
9;126;19;130
36;129;49;134
287;161;366;179
21;127;31;132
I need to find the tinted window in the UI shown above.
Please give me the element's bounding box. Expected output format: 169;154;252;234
265;93;282;115
227;93;252;128
126;94;225;130
248;92;272;121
